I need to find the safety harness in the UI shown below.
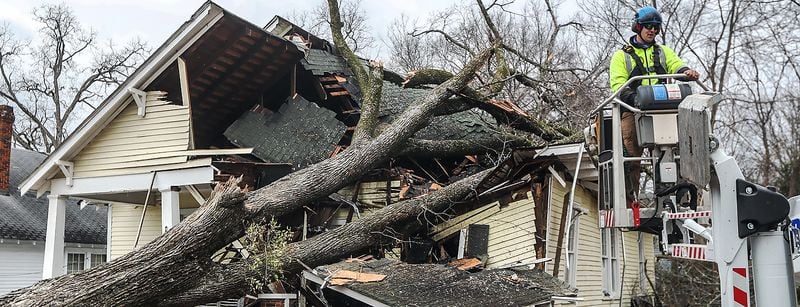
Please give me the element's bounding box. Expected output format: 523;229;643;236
622;44;667;88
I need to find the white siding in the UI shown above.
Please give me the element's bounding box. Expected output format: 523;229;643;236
547;178;657;305
72;92;191;178
109;204;162;259
0;242;44;295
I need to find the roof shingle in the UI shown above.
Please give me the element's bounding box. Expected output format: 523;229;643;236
0;148;107;244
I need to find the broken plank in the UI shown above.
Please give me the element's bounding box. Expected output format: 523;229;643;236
329;91;350;96
448;258;483;271
319;76;338;82
329;270;386;286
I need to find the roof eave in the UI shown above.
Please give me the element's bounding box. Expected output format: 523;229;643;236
20;2;225;195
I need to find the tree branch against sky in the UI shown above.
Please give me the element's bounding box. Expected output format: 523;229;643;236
0;4;147;153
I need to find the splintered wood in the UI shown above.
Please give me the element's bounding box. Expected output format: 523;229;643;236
448;258;483;271
329;270;386;286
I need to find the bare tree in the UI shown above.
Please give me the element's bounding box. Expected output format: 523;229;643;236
389;0;609;134
0;4;146;153
284;0;375;54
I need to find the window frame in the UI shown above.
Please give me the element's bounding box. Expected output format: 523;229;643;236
91;253;107;268
64;250;108;274
565;206;584;288
66;253;85;274
601;227;621;298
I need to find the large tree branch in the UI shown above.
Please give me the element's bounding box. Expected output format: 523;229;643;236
327;0;382;143
160;169;492;306
399;137;533;158
403;68;454;88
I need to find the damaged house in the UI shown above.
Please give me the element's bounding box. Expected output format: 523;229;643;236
19;2;657;305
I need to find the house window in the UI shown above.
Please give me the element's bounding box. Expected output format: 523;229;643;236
91;254;107;267
565;209;581;288
66;253;85;274
601;228;620;298
638;233;647;292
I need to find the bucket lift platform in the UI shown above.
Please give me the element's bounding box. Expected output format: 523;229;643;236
588;74;798;306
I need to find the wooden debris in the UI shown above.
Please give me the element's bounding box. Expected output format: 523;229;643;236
319;76;339;82
345;255;374;263
329;270;386;286
329;90;350;96
398;185;410;199
448;258;483;271
487;99;528;117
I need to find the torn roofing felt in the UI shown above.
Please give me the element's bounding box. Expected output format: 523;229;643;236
224;95;346;169
309;259;576;306
379;81;495;141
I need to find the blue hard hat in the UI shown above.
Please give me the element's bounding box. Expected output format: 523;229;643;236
635;7;662;25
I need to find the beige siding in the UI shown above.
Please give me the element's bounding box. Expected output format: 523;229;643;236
72;92;191;178
431;192;537;268
338;180;401;208
110;204;161;260
547;179;657;306
484;194;537;268
332;181;402;225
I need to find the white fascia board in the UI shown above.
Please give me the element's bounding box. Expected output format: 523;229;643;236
19;3;224;195
537;142;584;157
50;166;214;196
302;271;390;307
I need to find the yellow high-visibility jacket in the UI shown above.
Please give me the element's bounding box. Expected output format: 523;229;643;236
609;43;688;92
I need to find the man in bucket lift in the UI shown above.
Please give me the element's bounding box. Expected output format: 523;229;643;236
608;6;700;203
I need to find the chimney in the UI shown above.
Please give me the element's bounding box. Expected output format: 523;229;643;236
0;105;14;195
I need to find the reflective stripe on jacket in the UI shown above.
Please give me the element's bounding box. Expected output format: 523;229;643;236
609;43;687;92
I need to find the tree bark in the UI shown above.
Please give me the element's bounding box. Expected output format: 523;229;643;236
403;69;455;88
158;169;491;306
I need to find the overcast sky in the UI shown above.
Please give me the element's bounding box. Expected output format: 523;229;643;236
1;0;579;61
0;0;484;61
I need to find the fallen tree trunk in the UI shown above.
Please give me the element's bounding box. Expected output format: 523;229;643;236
0;47;495;307
161;169;491;306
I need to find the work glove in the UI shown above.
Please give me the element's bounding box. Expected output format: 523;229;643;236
619;87;637;107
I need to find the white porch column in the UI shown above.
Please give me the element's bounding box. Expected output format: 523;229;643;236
160;186;181;233
43;194;66;278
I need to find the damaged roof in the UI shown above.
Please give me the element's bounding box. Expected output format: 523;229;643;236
1;148;106;244
478;143;599;193
306;259;575;306
301;49;353;76
379;81;495;141
224;95;347;169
